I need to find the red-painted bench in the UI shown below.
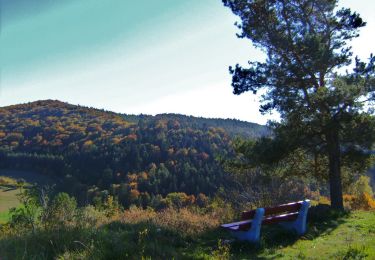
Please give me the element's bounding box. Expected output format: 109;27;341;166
221;200;310;242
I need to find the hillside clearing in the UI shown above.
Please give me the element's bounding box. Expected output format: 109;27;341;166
0;186;20;212
0;186;19;223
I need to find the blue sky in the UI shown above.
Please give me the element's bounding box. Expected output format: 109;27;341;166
0;0;374;124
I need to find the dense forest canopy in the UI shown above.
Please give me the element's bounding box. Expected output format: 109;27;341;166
122;113;271;139
0;100;269;208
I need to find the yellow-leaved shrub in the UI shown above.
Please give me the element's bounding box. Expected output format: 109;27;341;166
344;192;375;210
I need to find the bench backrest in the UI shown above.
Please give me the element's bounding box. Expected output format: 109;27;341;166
241;201;304;220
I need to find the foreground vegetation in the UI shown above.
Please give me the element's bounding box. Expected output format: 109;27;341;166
1;200;374;259
0;210;11;224
0;178;374;259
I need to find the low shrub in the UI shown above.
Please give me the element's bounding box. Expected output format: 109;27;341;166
211;239;231;260
344;192;375;211
0;176;18;186
120;206;220;237
121;206;156;224
153;207;219;236
76;205;106;228
347;176;374;198
317;195;331;205
42;192;77;229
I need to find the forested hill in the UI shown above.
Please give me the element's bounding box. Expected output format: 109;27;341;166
122;113;270;139
0;100;268;207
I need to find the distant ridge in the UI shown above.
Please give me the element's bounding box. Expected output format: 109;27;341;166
2;100;270;139
122;113;270;139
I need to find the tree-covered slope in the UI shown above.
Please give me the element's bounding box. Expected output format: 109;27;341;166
122;113;270;139
0;100;268;207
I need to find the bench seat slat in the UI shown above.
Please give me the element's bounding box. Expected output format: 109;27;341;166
241;201;303;220
228;226;240;231
222;212;299;231
227;224;251;231
264;202;302;216
262;212;298;225
221;219;252;228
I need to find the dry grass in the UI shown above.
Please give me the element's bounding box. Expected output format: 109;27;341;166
120;206;220;236
121;206;156;224
0;176;18;186
0;187;20;213
153;207;219;235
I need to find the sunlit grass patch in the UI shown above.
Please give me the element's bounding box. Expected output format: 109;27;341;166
0;185;20;213
0;210;11;223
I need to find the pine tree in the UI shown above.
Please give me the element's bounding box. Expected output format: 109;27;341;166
223;0;375;209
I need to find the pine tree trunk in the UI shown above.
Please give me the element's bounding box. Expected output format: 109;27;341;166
327;130;344;210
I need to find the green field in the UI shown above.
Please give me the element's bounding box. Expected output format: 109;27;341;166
0;185;20;223
0;175;23;224
0;187;19;211
0;169;53;224
0;210;11;224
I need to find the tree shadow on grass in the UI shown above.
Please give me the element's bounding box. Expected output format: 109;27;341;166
304;204;349;239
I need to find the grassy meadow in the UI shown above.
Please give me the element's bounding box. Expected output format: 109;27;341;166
0;210;12;224
0;170;54;223
0;176;21;223
0;203;374;259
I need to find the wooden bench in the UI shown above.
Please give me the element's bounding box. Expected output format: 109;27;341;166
221;200;310;243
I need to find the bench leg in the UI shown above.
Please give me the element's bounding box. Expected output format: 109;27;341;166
279;200;310;235
230;208;265;243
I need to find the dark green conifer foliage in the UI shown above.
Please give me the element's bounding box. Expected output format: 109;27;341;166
223;0;375;209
